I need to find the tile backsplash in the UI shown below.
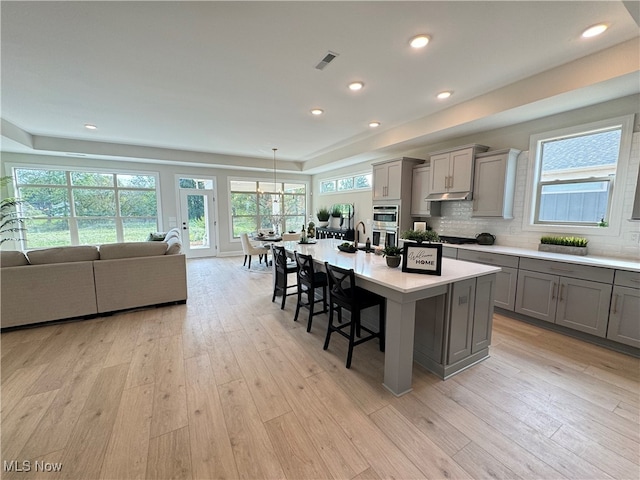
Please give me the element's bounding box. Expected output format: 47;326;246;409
428;133;640;260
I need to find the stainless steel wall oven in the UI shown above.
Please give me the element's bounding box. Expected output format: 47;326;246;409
372;205;399;247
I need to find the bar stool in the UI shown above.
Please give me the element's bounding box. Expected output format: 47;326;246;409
293;252;328;332
271;245;297;309
323;262;385;369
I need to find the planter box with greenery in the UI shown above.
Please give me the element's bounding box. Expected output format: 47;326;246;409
538;236;589;256
401;229;440;244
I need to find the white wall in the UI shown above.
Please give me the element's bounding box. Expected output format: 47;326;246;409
312;95;640;260
1;152;311;256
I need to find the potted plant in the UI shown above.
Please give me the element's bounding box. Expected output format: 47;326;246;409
330;205;342;229
401;229;439;244
382;245;402;268
0;176;25;247
538;235;589;256
316;207;330;227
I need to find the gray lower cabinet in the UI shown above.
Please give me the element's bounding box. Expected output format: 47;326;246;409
515;269;612;337
413;274;496;377
515;270;558;323
606;270;640;347
447;274;496;364
457;250;518;311
555;277;611;337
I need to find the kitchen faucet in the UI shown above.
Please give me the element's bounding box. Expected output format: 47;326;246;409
355;221;366;247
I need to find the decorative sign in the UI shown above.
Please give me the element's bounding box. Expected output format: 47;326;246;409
402;243;443;275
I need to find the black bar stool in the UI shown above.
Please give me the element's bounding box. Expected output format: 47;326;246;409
323;262;385;369
271;245;297;309
293;252;328;332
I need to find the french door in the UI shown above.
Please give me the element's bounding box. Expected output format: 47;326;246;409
179;188;217;258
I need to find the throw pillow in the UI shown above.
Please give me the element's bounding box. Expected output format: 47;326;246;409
147;232;167;241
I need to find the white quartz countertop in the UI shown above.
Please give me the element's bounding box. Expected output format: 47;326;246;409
440;243;640;272
283;239;500;295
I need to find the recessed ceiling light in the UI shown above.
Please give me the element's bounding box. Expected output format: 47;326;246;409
581;23;608;38
84;124;97;130
310;108;324;116
348;81;364;91
369;121;381;128
409;34;430;49
436;91;452;100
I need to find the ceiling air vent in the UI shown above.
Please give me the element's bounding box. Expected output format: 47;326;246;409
315;51;339;70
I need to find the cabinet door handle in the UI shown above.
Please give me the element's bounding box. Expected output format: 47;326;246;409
612;294;619;314
559;284;565;302
552;282;556;300
551;267;574;273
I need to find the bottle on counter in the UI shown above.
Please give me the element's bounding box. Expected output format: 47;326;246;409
300;224;307;243
365;237;371;252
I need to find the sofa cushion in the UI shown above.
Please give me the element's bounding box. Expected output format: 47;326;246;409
99;241;168;260
0;250;29;267
27;246;100;265
165;236;183;255
164;228;181;241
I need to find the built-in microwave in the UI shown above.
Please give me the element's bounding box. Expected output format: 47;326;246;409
372;205;399;230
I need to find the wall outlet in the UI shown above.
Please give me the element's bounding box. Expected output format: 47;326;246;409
631;232;640;244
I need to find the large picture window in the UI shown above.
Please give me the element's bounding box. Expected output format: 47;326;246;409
229;179;306;238
13;167;159;248
525;115;634;233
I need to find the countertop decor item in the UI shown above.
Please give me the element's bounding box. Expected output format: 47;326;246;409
337;242;357;253
382;245;402;267
401;229;439;243
538;235;588;256
476;232;496;245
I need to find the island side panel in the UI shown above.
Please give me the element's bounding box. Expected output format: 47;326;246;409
382;298;417;396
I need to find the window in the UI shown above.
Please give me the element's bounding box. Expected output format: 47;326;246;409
320;172;372;194
525;115;634;233
229;179;306;238
13;167;159;248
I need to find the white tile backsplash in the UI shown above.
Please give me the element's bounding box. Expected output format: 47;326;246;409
428;136;640;261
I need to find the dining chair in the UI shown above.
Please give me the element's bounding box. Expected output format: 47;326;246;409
294;252;328;332
323;262;385;368
271;245;297;309
240;233;269;269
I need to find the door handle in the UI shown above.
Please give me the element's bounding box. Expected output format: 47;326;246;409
612;294;619;314
552;282;556;300
559;284;565;302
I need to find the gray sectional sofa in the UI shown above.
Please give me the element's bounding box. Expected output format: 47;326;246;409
0;228;187;329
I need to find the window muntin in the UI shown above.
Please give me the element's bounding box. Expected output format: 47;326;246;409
14;167;159;248
320;172;371;194
533;125;622;226
229;179;306;238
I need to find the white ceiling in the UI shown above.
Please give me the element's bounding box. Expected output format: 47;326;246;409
2;1;639;174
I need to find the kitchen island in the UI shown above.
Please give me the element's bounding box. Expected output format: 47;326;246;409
281;239;501;396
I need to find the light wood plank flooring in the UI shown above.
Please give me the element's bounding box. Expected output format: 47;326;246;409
2;256;639;479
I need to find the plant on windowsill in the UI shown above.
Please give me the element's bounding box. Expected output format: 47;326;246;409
538;236;589;256
401;228;439;244
382;245;402;268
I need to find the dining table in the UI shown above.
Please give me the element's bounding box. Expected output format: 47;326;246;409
279;238;501;396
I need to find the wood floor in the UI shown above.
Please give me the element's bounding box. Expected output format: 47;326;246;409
2;256;639;480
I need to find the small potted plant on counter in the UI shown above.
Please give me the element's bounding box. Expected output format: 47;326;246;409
382;245;403;268
330;205;342;229
316;207;330;227
401;229;439;244
539;235;589;256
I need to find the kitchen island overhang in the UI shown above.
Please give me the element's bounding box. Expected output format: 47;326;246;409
280;239;501;396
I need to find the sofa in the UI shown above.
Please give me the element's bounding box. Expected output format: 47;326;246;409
0;228;187;329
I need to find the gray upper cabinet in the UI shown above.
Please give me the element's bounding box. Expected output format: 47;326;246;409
429;145;489;195
411;164;440;217
607;270;640;348
373;157;422;201
472;148;520;218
